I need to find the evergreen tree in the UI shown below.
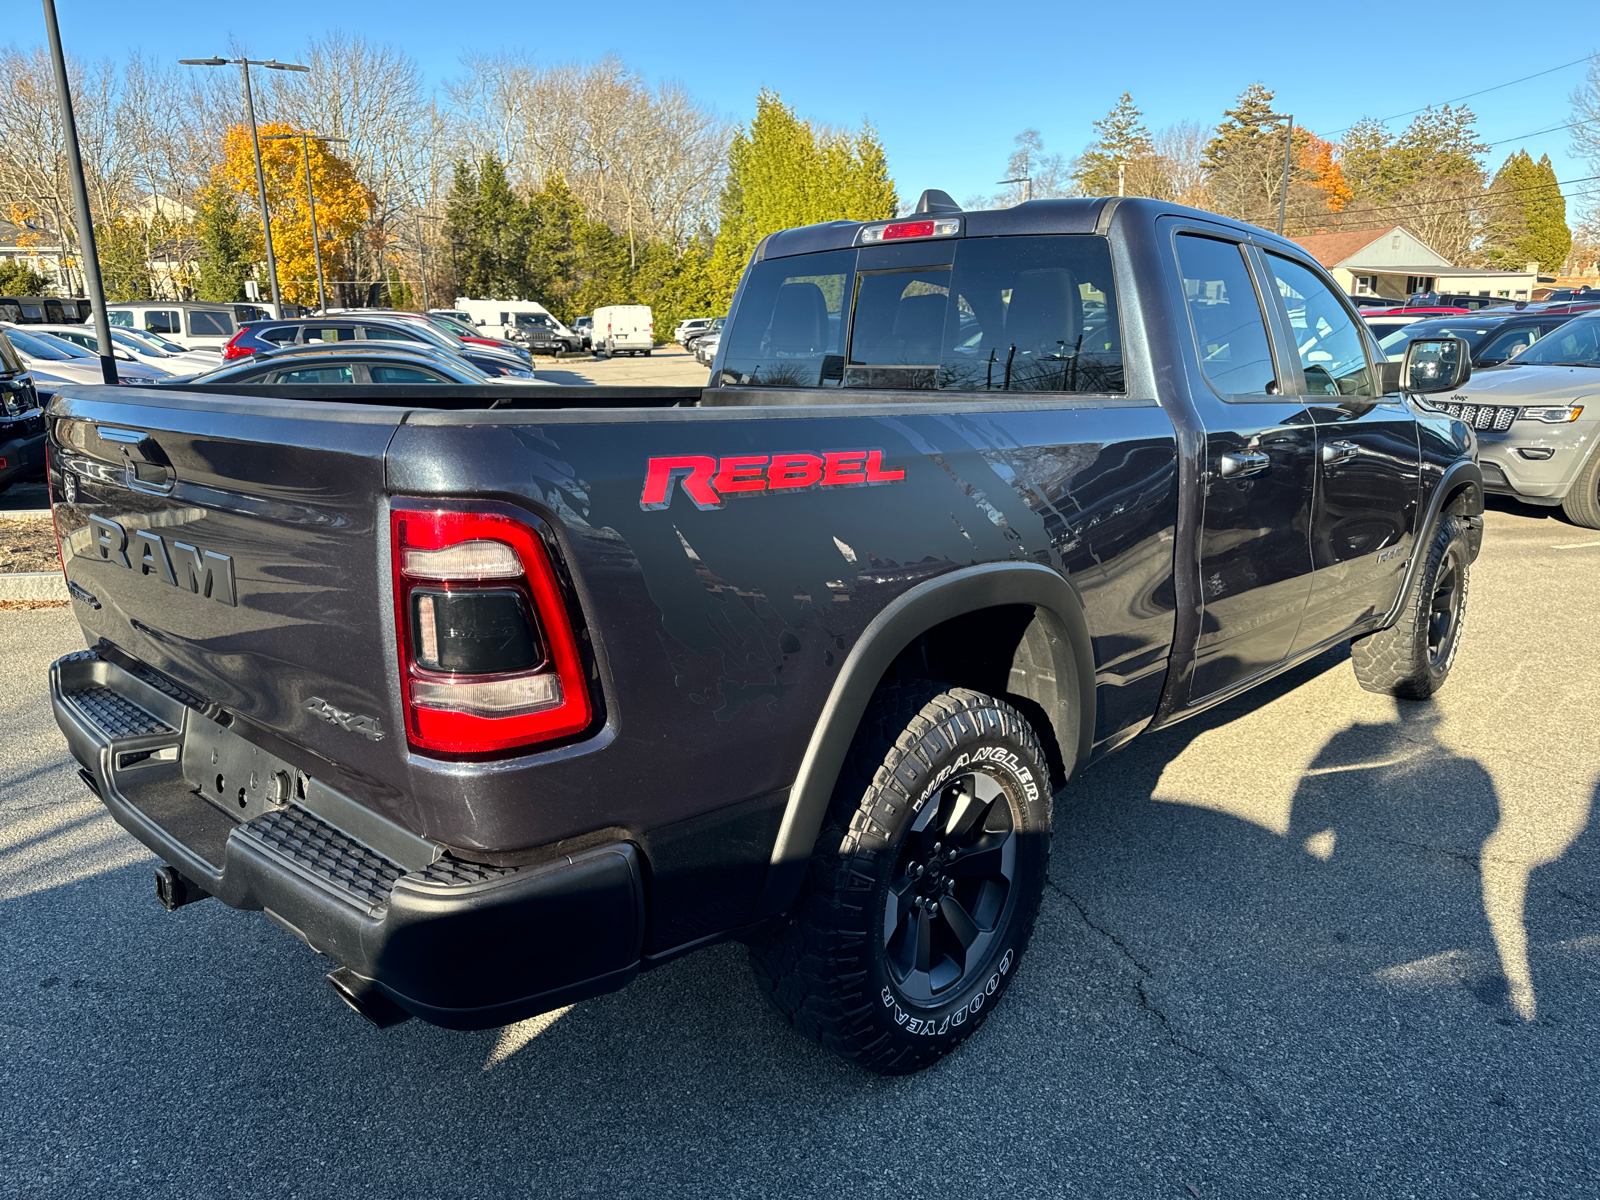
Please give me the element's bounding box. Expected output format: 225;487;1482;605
443;154;531;299
709;90;896;304
1484;150;1571;272
1338;118;1391;201
1073;93;1155;195
1202;83;1306;222
0;260;51;295
95;217;152;302
194;184;250;303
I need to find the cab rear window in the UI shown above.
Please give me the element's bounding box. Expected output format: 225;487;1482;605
188;311;233;337
718;236;1123;393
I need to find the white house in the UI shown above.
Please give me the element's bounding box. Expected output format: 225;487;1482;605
1289;226;1540;302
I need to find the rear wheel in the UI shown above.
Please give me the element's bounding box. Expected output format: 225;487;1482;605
749;682;1052;1075
1351;514;1471;699
1560;447;1600;529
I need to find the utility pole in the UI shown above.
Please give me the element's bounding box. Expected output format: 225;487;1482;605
41;0;116;384
414;213;442;312
180;55;309;318
263;132;348;313
1264;112;1295;236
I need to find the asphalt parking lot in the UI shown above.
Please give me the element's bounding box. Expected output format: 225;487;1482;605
2;498;1597;1199
535;344;710;387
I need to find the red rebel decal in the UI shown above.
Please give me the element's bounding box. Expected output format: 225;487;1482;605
640;449;905;510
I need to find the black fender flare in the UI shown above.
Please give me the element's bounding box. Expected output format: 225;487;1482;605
753;562;1095;918
1384;458;1485;627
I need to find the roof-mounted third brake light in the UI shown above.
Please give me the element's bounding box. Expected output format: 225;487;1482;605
858;217;962;245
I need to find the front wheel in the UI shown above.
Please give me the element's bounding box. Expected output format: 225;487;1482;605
1351;514;1471;699
749;682;1052;1075
1560;447;1600;529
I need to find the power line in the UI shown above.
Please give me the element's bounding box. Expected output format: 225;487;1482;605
1320;54;1595;137
1482;117;1600;149
1266;183;1600;240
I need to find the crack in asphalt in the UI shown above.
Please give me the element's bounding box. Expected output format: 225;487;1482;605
1048;876;1278;1124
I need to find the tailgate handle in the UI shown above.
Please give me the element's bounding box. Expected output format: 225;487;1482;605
129;461;172;491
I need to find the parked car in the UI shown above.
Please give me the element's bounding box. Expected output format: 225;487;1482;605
692;330;720;365
228;303;272;325
1363;313;1431;344
674;317;713;344
0;331;44;493
1537;286;1597;303
1375;312;1581;368
322;309;532;361
593;303;653;355
682;316;725;350
163;342;544;387
29;323;217;374
116;327;222;362
0;294;82;324
222;317;534;378
43;194;1483;1076
428;308;475;325
1361;305;1471;319
1406;292;1516;311
451;298;580;350
105;302;239;350
573;316;593;350
1420;310;1600;526
0;325;171;386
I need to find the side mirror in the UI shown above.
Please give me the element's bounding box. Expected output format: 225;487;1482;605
475;319;486;326
1401;337;1471;394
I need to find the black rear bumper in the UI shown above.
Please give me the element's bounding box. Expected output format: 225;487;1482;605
49;649;644;1030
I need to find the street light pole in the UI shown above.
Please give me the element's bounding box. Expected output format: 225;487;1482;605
41;0;116;384
180;55;309;319
263;133;348;314
1263;112;1295;236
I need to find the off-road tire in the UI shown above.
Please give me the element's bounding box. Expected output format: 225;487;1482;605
1559;447;1600;530
749;681;1052;1075
1351;514;1471;699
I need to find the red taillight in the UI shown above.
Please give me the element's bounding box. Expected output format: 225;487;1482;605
221;331;253;360
391;503;592;756
858;217;961;244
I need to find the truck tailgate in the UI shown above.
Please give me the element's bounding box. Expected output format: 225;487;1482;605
51;388;410;801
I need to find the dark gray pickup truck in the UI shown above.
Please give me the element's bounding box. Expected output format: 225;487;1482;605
46;195;1483;1075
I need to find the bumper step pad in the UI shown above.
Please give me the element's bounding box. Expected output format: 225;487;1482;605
65;685;174;739
238;805;407;917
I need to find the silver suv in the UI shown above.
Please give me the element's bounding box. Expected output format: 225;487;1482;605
1426;310;1600;527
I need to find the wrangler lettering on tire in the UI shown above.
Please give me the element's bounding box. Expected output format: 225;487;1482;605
749;681;1052;1075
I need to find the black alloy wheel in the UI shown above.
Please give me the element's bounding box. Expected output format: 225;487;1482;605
885;769;1019;1004
749;682;1053;1075
1426;556;1464;671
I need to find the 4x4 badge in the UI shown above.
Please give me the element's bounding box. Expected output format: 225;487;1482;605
304;697;385;741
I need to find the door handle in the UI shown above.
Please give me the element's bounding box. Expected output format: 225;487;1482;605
1321;439;1359;465
1219;451;1271;478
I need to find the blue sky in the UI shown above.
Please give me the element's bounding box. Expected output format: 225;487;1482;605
35;0;1600;214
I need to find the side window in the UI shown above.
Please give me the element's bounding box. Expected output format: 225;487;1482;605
107;312;132;328
187;311;232;337
935;234;1123;393
361;326;415;342
1175;234;1278;398
1265;253;1376;398
368;364;447;383
718;248;854;387
258;326;297;344
1477;325;1538;364
300;326;355;344
146;311;180;335
273;364;355;384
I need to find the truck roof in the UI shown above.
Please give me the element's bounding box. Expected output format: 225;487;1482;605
756;195;1297;261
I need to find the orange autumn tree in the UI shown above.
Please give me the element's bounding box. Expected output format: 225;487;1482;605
216;122;374;305
1301;132;1352;214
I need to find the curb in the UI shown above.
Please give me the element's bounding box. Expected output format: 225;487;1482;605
0;509;52;522
0;572;68;600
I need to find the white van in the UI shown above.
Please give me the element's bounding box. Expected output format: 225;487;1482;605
105;302;239;351
592;305;654;356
